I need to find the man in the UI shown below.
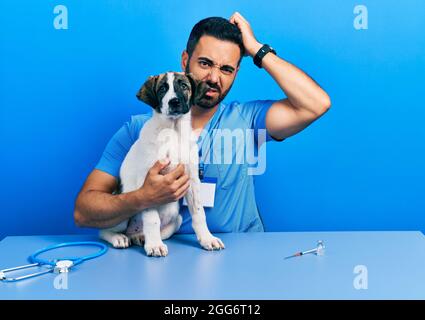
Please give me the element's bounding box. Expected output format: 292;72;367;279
74;12;331;234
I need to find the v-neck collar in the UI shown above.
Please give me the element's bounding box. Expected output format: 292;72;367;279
196;102;225;149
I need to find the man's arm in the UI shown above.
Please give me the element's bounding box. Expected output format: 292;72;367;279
74;160;190;229
74;169;141;229
230;12;331;140
259;53;331;140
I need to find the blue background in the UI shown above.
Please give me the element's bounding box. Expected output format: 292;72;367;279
1;0;424;240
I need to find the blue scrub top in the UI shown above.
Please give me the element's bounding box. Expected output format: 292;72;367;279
95;100;280;234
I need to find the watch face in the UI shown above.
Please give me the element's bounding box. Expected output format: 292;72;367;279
265;45;275;54
254;44;275;68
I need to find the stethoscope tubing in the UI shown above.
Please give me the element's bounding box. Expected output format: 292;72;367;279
29;241;108;267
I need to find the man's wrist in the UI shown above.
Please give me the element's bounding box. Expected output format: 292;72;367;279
118;188;149;213
248;42;263;58
253;44;277;68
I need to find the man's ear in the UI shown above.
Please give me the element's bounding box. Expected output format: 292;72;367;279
181;50;189;72
136;75;159;108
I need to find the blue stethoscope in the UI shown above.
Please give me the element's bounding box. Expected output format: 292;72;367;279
0;241;108;282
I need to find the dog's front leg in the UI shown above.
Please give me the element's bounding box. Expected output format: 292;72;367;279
142;208;168;257
185;164;225;251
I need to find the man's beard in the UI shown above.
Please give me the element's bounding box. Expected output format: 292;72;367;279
196;85;230;109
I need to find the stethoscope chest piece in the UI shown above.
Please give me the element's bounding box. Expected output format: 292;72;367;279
54;260;74;274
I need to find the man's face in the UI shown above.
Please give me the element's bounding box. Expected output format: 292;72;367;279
182;35;241;109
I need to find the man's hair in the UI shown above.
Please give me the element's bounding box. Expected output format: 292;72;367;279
186;17;245;65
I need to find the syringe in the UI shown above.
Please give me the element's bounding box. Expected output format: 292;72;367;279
284;240;325;259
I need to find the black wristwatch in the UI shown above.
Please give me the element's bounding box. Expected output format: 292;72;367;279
253;44;276;68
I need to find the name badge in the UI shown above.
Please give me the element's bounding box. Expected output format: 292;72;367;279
182;177;217;208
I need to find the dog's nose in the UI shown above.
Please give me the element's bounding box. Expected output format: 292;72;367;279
169;98;180;108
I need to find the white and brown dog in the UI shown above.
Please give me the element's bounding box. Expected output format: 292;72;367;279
99;72;225;256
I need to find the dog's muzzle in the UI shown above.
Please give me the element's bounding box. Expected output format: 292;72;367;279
168;98;189;115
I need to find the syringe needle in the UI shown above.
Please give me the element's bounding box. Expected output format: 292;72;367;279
284;251;303;259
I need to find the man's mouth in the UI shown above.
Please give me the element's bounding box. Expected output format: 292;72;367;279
205;88;219;97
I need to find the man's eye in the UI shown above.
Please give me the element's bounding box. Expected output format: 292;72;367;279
221;68;233;75
199;61;210;67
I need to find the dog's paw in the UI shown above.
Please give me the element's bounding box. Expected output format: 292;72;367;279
129;233;145;246
144;241;168;257
199;235;225;251
110;234;131;249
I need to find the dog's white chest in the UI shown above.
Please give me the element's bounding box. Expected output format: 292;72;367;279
152;117;197;171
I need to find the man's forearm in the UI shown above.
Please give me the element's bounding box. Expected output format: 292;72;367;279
74;190;147;229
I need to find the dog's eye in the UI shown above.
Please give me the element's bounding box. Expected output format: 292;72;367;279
181;83;189;90
158;85;167;94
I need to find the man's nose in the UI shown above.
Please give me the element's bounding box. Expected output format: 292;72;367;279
206;67;220;84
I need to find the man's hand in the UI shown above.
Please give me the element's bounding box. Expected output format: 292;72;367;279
137;159;190;209
229;12;262;57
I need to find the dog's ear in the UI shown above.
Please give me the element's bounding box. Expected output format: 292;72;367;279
186;73;199;94
186;73;209;105
136;75;159;109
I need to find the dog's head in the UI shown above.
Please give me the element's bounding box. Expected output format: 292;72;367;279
136;72;209;118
